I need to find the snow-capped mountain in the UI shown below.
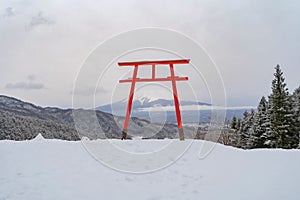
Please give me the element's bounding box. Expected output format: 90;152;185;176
96;96;211;113
96;96;253;124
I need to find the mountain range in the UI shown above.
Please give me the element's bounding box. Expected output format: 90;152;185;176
0;95;201;140
96;96;250;124
96;97;211;113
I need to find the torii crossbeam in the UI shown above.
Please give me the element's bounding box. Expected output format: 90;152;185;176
118;59;189;140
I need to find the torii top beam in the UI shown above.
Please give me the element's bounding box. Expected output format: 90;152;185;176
118;59;190;67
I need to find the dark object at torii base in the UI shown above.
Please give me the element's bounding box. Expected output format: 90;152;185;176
118;59;189;140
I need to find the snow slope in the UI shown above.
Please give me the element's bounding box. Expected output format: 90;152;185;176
0;137;299;200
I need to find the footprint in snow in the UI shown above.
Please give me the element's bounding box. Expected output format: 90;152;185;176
124;176;134;182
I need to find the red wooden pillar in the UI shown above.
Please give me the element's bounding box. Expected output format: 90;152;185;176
122;65;138;140
169;64;184;140
152;64;155;79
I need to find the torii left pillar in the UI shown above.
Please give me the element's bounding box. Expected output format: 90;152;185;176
118;59;189;140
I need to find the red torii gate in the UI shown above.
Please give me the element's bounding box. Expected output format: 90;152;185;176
118;59;189;140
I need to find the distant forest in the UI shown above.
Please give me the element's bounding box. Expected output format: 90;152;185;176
0;110;80;141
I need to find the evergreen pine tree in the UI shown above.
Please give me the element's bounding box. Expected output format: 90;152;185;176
268;65;298;148
291;86;300;147
238;110;255;149
230;116;237;130
236;118;241;130
295;87;300;117
295;87;300;116
292;86;300;127
252;96;270;148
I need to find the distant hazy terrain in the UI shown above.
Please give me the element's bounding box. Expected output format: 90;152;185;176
96;96;252;124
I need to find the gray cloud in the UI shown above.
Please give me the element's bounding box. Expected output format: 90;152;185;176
2;7;15;18
5;82;45;90
25;11;54;31
5;74;46;90
27;74;37;81
0;0;299;107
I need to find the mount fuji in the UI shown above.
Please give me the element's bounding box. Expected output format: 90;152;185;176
96;96;251;124
96;96;211;114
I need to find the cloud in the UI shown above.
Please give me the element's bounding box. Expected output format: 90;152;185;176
27;74;37;81
1;0;299;107
2;7;15;18
5;82;45;90
5;74;46;90
25;11;54;31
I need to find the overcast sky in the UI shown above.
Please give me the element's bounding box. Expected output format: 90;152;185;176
1;0;300;108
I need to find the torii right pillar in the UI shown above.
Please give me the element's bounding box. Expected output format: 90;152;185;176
169;63;185;140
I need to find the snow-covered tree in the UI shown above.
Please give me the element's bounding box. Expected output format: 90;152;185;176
291;86;300;147
230;116;237;130
292;86;300;125
238;109;255;149
236;118;241;131
251;96;270;148
268;65;299;148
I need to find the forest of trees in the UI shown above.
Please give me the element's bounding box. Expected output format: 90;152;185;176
227;65;300;149
0;110;80;141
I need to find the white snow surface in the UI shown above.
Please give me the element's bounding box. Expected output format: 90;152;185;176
0;138;299;200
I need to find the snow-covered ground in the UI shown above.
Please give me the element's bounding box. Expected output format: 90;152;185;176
1;135;299;200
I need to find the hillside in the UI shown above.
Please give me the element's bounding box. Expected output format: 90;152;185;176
0;95;200;140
